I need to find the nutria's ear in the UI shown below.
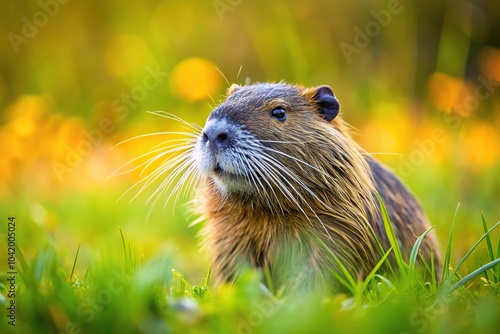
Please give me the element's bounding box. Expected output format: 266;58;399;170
306;85;340;122
226;84;242;96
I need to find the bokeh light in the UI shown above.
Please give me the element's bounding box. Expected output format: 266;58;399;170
0;1;499;317
169;57;222;101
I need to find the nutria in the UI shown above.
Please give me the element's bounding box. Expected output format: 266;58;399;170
126;82;442;294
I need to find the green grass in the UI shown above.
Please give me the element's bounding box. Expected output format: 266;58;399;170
1;201;499;334
1;0;499;332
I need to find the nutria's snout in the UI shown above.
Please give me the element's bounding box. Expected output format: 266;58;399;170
201;120;233;152
195;116;256;192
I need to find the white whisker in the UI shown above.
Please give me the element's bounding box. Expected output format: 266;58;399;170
259;152;334;240
242;151;285;215
259;139;296;144
110;110;202;207
111;142;193;178
146;110;203;132
138;153;193;202
148;137;197;150
160;158;198;206
139;145;195;177
110;131;196;151
262;146;334;182
362;152;405;156
236;148;276;212
256;156;310;225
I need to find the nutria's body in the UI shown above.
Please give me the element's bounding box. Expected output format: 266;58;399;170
193;83;441;294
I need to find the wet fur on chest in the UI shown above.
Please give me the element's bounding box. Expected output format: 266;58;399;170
200;155;441;294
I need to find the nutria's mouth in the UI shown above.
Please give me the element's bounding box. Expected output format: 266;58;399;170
211;163;248;187
212;163;238;178
213;164;223;174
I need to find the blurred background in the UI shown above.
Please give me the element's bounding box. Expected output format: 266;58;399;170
1;0;499;280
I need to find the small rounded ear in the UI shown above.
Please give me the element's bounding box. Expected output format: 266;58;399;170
226;84;242;96
309;85;340;122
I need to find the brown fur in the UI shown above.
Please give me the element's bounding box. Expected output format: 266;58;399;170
192;83;441;294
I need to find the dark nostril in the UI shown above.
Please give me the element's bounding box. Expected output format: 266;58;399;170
217;133;228;143
202;122;232;150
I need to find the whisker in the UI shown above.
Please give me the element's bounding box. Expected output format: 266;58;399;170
236;65;243;82
236;148;276;211
261;146;334;182
110;131;196;151
157;159;196;207
256;156;310;224
259;152;334;240
246;155;286;216
112;110;203;208
182;160;202;200
140;153;193;199
149;137;197;150
259;153;329;207
117;171;152;203
216;67;231;88
111;142;194;177
139;145;195;177
171;163;200;207
259;139;298;144
129;152;192;202
362;152;405;156
146;110;203;132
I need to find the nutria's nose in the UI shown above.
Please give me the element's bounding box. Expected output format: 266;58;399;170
202;122;231;150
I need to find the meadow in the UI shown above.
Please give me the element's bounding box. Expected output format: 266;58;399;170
1;0;500;333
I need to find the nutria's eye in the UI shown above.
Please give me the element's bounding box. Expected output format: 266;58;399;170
271;108;287;122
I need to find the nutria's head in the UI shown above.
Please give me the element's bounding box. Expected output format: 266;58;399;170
194;83;376;216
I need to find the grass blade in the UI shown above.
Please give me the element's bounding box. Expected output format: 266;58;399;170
481;214;495;262
481;214;499;283
374;274;395;289
330;252;357;294
264;265;275;296
450;258;500;293
119;226;128;272
68;242;81;282
376;192;407;274
441;203;460;282
202;266;212;287
368;223;395;277
408;226;434;277
362;247;393;291
450;220;500;281
315;235;357;293
496;233;500;281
